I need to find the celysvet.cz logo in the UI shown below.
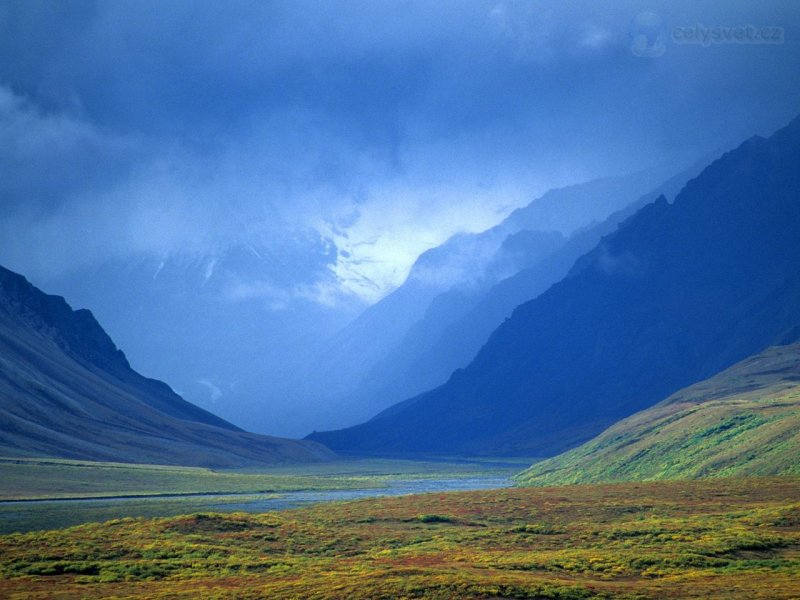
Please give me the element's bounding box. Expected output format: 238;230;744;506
630;12;785;57
672;24;784;47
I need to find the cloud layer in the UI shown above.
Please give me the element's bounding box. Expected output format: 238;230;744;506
3;1;797;302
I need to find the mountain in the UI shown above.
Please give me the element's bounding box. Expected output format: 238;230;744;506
349;159;709;408
307;167;677;427
309;115;800;457
309;229;565;426
35;239;361;440
0;265;333;467
516;343;800;485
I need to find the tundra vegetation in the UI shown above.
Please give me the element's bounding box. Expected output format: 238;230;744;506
1;477;798;599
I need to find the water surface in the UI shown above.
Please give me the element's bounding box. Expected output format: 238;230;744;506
0;476;512;534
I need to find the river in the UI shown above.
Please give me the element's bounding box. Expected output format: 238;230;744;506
0;476;512;534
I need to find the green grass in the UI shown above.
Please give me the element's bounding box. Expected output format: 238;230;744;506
1;477;798;599
517;344;800;487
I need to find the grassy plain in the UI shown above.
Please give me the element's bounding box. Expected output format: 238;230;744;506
1;477;798;599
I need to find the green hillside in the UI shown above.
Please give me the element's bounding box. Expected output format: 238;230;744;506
516;344;800;486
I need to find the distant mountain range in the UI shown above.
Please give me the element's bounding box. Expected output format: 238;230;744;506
309;115;800;457
308;166;688;428
516;343;800;485
348;159;711;412
0;265;332;467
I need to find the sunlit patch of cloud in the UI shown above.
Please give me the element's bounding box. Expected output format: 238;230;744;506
318;177;535;301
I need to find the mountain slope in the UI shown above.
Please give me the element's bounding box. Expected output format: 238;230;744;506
0;265;333;467
40;240;361;440
516;344;800;485
315;229;566;424
308;168;676;426
309;115;800;457
351;158;708;408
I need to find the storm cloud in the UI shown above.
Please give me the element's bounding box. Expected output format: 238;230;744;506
3;0;798;299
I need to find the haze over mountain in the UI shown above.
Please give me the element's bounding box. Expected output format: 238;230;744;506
517;343;800;485
308;167;678;426
2;2;799;438
0;265;332;467
309;114;800;457
344;157;711;415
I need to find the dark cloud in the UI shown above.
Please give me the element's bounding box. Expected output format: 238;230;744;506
2;0;799;289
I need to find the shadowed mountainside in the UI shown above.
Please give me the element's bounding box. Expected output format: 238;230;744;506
348;158;709;410
307;168;679;428
309;115;800;457
0;266;333;467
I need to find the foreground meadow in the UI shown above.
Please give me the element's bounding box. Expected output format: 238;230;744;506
1;477;798;599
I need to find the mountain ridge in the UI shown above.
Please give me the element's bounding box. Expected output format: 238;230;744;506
347;156;711;410
307;166;681;427
309;114;800;457
0;265;333;467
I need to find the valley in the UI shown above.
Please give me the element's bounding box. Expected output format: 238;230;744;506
2;10;799;597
